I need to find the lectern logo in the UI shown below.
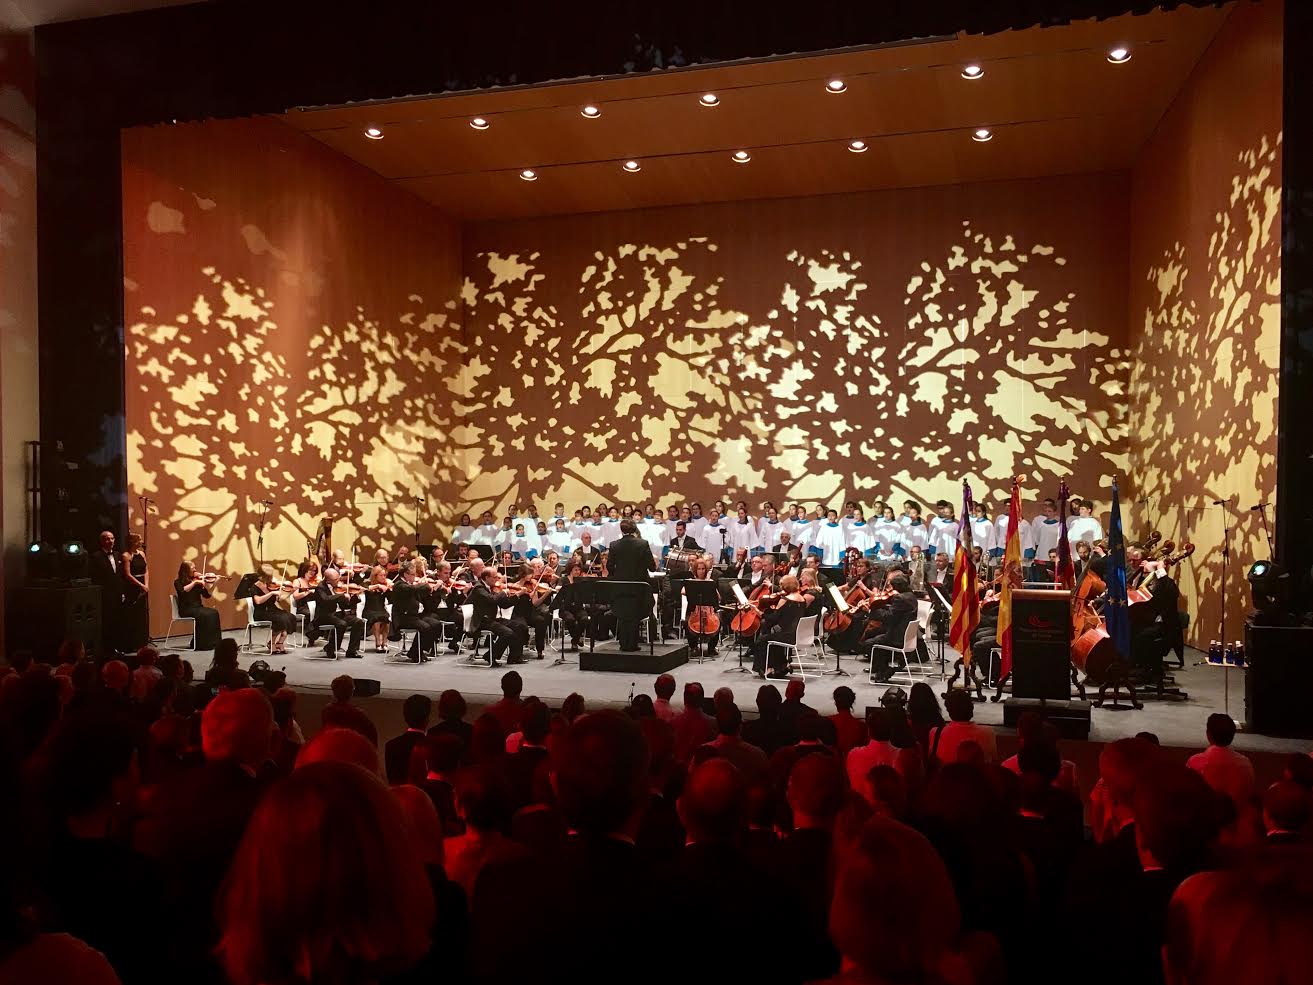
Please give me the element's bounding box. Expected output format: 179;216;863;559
1027;614;1055;631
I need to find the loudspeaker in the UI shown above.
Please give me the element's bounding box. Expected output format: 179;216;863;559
1244;622;1313;738
353;677;381;698
12;585;101;656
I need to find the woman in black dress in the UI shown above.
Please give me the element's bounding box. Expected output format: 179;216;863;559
361;564;393;653
175;560;222;650
252;564;298;654
752;574;808;678
120;532;150;651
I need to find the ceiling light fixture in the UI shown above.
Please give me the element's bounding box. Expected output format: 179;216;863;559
622;159;641;172
972;127;993;143
469;116;490;130
581;104;602;118
961;64;984;80
519;169;538;181
732;150;751;163
699;92;720;107
847;139;868;154
825;78;847;93
364;126;384;139
1107;45;1132;64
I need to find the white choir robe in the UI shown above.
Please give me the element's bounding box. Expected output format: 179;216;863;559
811;522;848;566
871;520;902;559
636;520;667;557
509;537;534;558
472;524;501;547
992;516;1032;558
698;522;730;559
726;520;760;555
1030;517;1063;560
927;517;960;557
1067;516;1104;546
548;530;574;555
790;519;816;549
599;520;621;546
587;522;609;547
898;521;930;557
969;517;995;556
757;518;786;547
450;525;476;547
845;521;878;557
687;516;708;538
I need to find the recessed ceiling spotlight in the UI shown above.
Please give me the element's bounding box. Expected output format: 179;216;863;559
972;127;993;143
519;169;538;181
470;116;490;130
825;78;847;93
961;64;984;80
1107;45;1132;64
847;139;868;153
622;159;641;172
364;126;384;139
732;150;751;163
581;104;602;119
699;92;720;107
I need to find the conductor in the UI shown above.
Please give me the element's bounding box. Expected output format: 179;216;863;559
608;518;657;651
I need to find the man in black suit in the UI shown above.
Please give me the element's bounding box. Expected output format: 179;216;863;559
669;520;699;550
384;693;431;785
608;518;657;651
469;567;526;664
312;568;364;658
867;573;918;683
391;565;441;662
88;529;123;652
574;530;603;572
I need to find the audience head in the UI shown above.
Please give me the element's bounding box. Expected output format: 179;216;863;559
1283;753;1313;790
425;732;463;776
944;688;974;723
471;712;506;763
683;681;704;711
787;752;845;828
712;686;735;714
455;764;514;834
330;675;355;703
211;637;240;673
561;692;585;724
402;693;431;730
298;727;382;777
678;759;748;846
654;674;676;701
1263;780;1310;836
201;687;274;769
865;707;891;743
553;710;649;837
391;784;445;866
755;684;783;718
437;688;466;723
136;645;159;667
716;704;743;737
867;765;907;819
520;700;552;745
501;671;523;700
1099;736;1159;812
1205;712;1237;748
833;685;856;712
101;659;130;693
785;678;805;702
1134;764;1221;873
907;682;944;725
797;709;826;744
219;761;434;985
629;693;655;719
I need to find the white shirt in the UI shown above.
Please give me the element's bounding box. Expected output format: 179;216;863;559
698;522;729;557
1187;743;1255;806
450;525;476;546
811;522;847;566
846;521;878;555
1067;516;1104;546
1031;515;1064;558
898;520;930;555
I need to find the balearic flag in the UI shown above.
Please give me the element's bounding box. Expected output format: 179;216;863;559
1055;479;1076;591
995;475;1024;680
949;480;981;663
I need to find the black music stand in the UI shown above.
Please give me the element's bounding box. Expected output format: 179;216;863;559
683;580;721;663
928;583;952;678
558;578;598;666
469;545;495;562
233;572;261;600
597;579;656;657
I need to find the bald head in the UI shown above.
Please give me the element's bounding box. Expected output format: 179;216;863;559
679;759;748;845
297;726;382;777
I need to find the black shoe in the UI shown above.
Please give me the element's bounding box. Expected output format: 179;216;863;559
447;642;460;652
345;650;361;659
508;657;525;665
324;650;338;659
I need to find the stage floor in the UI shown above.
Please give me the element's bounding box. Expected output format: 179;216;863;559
172;630;1304;753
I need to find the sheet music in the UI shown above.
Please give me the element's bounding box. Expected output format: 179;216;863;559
828;584;850;612
732;583;750;605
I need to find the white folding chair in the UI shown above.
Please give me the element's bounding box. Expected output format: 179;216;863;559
165;595;197;650
870;620;924;686
768;614;823;680
244;598;273;652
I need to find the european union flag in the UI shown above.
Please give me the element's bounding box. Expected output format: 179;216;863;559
1104;480;1131;659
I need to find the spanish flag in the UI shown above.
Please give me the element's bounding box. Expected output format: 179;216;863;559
949;480;980;662
995;475;1024;679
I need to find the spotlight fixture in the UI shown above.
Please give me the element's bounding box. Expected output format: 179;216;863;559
519;169;538;181
699;92;720;107
972;127;993;143
469;116;490;130
59;541;88;580
825;78;847;93
961;64;984;80
731;150;751;163
847;139;868;154
580;104;602;119
1106;45;1132;64
364;126;384;140
622;159;642;172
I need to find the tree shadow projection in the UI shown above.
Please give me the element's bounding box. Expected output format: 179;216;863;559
1128;135;1282;644
127;269;463;578
451;239;749;513
724;223;1128;508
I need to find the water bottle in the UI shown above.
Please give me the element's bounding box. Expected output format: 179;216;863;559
1223;641;1235;666
1207;639;1221;665
1233;641;1246;668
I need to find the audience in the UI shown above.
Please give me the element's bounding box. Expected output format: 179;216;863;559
7;636;1312;985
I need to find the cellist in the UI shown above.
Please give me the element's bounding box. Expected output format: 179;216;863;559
751;575;808;679
683;555;721;658
824;556;877;655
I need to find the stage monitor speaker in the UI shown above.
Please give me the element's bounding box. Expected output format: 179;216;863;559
1009;589;1073;700
353;678;381;698
1003;698;1091;740
12;585;101;656
1244;622;1313;738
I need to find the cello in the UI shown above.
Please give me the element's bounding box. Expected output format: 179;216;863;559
731;578;773;637
685;558;721;637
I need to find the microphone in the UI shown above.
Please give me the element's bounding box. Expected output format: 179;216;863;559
1250;503;1269;512
1211;499;1230;506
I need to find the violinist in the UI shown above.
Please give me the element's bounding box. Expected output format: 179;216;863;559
799;568;824;617
683;555;720;658
292;560;319;646
385;545;411;580
312;568;364;659
751;575;808;679
360;564;393;653
416;559;459;654
253;563;298;654
390;559;438;662
175;560;223;650
868;574;918;683
469;567;527;665
558;554;592;650
512;559;551;659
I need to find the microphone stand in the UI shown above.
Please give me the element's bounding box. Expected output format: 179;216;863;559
256;501;269;570
1210;499;1235;720
413;497;423;551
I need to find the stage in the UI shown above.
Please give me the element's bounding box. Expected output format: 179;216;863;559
178;629;1306;754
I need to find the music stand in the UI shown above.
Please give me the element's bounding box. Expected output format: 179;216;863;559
469;545;495;562
928;583;952;677
597;580;657;658
234;572;261;600
683;580;721;663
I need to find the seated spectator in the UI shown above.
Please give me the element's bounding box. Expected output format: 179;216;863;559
443;766;529;897
1187;713;1255;811
795;709;836;757
319;675;378;745
672;681;716;762
1262;780;1309;844
385;694;432;785
511;761;567;858
487;671;524;735
741;683;788;755
469;712;505;765
427;689;472;761
779;678;836;747
559;691;586;726
636;717;684;863
628;693;655;719
218;761;435;985
1001;711;1078;791
298;726;381;776
1283;751;1313;790
652;673;677;721
847;708;900;805
866;764;907;820
907;681;946;752
419;732;464;837
928;689;997;764
130;646;162;700
268;686;302;776
701;704;768;782
503;694;543;753
204;638;241;688
505;700;551;810
827;685;866;757
778;752;846;979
